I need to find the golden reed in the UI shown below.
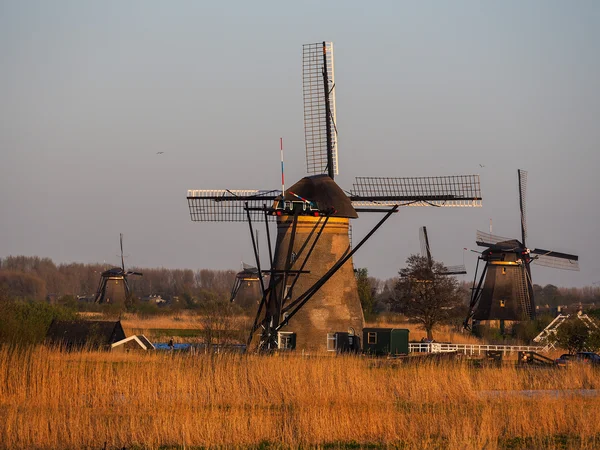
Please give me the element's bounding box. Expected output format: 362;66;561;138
1;345;599;449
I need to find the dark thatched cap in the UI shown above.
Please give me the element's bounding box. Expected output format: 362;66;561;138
280;174;358;219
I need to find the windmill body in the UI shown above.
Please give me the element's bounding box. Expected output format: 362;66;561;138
253;174;364;352
471;240;534;321
187;42;483;352
465;170;579;328
229;263;260;302
94;234;143;304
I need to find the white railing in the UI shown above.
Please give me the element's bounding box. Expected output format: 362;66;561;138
409;343;547;355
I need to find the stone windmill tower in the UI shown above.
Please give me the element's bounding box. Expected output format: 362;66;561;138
187;42;482;352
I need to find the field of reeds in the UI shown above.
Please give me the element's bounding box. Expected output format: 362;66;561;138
81;311;483;346
1;346;599;449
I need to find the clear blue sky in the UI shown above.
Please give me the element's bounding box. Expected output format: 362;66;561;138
1;1;599;287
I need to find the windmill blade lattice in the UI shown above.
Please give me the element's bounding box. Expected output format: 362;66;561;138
518;169;528;246
531;249;579;271
440;264;467;275
419;226;432;265
187;189;281;222
350;175;482;207
476;230;516;247
120;233;125;271
303;42;338;177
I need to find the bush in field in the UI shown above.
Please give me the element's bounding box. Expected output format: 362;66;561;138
549;319;600;354
511;315;553;344
0;297;76;345
198;299;245;347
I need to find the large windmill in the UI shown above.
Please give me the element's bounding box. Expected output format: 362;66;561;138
94;234;143;304
464;170;578;329
187;42;482;352
401;226;467;277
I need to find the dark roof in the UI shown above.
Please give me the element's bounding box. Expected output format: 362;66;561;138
281;174;358;218
363;327;393;332
102;267;125;277
136;335;155;350
46;320;126;349
488;239;523;251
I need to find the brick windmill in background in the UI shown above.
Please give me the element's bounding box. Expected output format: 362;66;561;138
187;42;482;352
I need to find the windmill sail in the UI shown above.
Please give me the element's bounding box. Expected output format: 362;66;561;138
419;226;432;265
531;248;579;271
303;42;338;178
187;175;482;222
518;169;528;246
414;226;466;275
476;230;519;248
350;175;482;207
187;189;281;222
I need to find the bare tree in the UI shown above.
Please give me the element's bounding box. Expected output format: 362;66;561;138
390;254;464;340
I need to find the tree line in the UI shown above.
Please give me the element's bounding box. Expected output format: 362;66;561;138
0;255;237;303
2;255;598;309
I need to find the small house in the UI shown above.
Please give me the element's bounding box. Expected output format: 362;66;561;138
46;320;126;350
111;335;155;352
362;328;409;356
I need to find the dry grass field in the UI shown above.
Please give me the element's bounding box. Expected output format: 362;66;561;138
368;316;484;345
1;346;599;449
79;311;252;343
81;311;482;346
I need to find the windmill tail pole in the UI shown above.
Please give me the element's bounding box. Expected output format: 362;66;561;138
280;137;285;194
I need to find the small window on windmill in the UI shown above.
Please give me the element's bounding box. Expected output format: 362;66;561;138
278;332;296;350
502;267;507;275
367;332;377;344
327;333;337;351
500;299;506;308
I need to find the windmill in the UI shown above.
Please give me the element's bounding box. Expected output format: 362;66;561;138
229;262;262;304
401;226;467;277
464;170;578;329
94;234;143;304
187;42;482;352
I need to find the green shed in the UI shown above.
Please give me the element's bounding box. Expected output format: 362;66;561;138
362;328;409;356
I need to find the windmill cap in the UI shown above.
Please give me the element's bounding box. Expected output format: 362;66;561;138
278;174;358;219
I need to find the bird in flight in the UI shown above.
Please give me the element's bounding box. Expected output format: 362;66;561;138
157;152;164;155
479;163;485;167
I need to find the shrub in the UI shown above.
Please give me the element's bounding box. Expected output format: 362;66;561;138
0;298;76;345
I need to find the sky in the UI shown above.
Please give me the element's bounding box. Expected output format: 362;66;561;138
1;1;599;288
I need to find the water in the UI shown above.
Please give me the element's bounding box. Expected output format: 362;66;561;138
477;389;599;399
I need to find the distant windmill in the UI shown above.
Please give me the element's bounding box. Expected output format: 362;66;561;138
464;170;578;329
187;42;482;352
94;234;143;303
229;262;262;303
402;226;467;278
